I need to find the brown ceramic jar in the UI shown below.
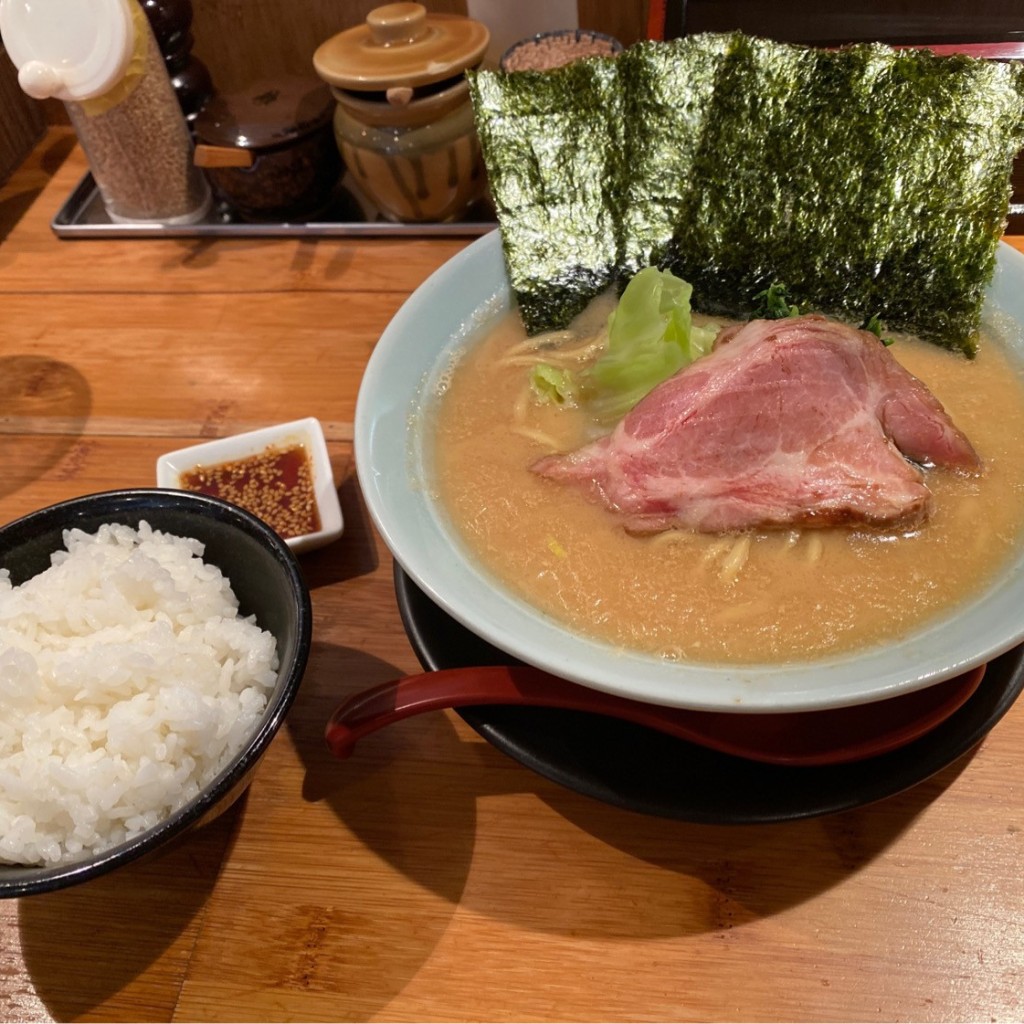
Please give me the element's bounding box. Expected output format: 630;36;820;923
193;77;342;222
312;2;489;224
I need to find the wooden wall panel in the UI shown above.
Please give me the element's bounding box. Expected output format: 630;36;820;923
675;0;1024;44
0;45;45;184
188;0;650;94
190;0;465;95
576;0;649;47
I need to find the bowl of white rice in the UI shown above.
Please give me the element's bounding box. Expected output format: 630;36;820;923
0;488;312;897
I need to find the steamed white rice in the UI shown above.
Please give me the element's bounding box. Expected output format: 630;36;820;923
0;521;279;866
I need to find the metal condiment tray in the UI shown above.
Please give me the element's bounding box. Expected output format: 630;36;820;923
52;172;498;239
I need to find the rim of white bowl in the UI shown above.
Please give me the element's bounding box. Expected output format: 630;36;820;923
355;231;1024;713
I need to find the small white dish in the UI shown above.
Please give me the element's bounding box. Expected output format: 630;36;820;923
156;417;343;554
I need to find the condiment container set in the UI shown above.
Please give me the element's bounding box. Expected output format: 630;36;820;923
0;0;210;224
5;0;634;226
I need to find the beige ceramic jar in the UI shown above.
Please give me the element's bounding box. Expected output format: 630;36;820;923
313;2;489;223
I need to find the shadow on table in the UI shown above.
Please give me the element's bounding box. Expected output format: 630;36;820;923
290;641;479;906
298;469;379;592
531;749;975;933
14;799;243;1021
0;356;90;502
0;188;42;246
0;132;76;245
294;636;974;943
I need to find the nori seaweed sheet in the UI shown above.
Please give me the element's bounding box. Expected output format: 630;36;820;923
469;33;1024;354
468;58;626;331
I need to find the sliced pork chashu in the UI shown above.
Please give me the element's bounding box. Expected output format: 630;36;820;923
532;314;981;533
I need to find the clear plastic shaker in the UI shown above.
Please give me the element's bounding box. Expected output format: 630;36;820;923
0;0;210;224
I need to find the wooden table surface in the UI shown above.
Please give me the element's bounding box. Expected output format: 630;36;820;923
1;129;1023;1024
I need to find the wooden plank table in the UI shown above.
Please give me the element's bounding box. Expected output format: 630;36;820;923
1;130;1023;1023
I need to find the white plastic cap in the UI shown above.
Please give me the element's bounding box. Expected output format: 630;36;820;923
0;0;135;102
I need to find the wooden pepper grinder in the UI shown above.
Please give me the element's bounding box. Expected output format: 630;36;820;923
140;0;212;126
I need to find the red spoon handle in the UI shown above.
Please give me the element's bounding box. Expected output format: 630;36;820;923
324;664;691;759
324;663;986;765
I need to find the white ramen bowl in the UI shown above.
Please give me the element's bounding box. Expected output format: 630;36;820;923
355;231;1024;712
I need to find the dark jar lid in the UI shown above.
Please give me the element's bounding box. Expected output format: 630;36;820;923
194;77;334;151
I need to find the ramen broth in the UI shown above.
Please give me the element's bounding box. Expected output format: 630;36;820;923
433;298;1024;664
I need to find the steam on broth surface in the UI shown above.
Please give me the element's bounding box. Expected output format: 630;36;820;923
432;296;1024;665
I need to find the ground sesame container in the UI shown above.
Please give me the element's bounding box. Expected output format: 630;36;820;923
0;0;210;224
312;2;489;224
500;28;623;72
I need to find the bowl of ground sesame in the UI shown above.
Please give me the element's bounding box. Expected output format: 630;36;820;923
500;28;623;73
156;418;343;554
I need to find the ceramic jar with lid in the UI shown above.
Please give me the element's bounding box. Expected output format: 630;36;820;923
193;77;342;222
313;2;489;224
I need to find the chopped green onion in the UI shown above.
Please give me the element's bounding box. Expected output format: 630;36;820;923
860;313;894;346
752;282;806;320
530;363;578;405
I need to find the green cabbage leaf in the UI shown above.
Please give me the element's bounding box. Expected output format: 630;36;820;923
583;268;718;421
531;267;718;421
